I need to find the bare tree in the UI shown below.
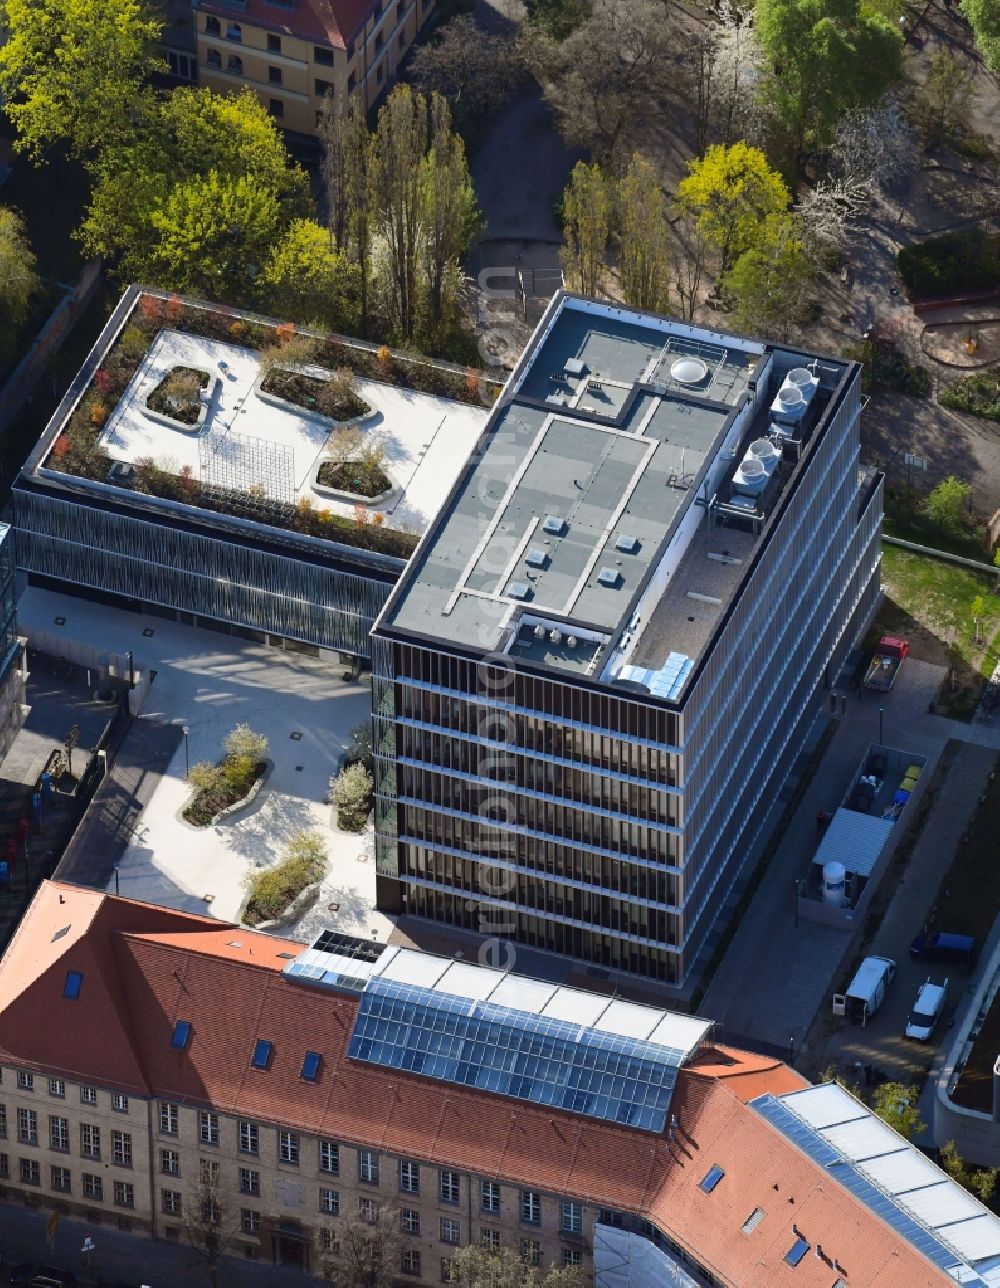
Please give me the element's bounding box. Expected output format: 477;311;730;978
528;0;683;166
446;1245;584;1286
670;214;711;322
687;1;767;153
323;1202;402;1288
63;723;81;777
832;94;916;194
410;15;522;126
795;177;870;266
183;1161;244;1288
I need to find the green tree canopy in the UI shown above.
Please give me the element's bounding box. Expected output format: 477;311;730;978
755;0;902;156
676;142;789;277
617;153;670;314
923;475;972;537
961;0;1000;71
722;212;813;340
560;161;610;298
872;1081;925;1140
81;88;311;301
0;0;162;159
0;205;40;362
260;218;359;331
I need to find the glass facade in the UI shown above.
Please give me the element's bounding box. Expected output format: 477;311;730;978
14;487;396;657
373;368;882;985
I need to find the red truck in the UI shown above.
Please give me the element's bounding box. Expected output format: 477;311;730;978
863;636;909;692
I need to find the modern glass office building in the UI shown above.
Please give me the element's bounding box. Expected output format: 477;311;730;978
371;293;883;986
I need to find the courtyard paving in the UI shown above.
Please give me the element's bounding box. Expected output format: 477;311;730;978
18;586;393;940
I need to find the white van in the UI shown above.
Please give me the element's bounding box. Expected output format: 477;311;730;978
904;978;948;1042
844;956;896;1026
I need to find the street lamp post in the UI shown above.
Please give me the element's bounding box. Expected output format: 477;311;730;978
182;726;190;777
879;706;885;744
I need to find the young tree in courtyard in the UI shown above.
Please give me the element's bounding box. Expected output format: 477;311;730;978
872;1081;925;1140
0;0;162;159
911;50;975;150
184;1160;244;1288
617;153;671;314
341;102;377;336
755;0;902;159
722;212;813;340
410;15;521;129
560;162;610;298
676;142;789;279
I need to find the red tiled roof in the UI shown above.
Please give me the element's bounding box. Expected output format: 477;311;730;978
0;884;953;1287
196;0;373;51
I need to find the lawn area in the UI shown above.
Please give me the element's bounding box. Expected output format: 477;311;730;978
877;545;1000;719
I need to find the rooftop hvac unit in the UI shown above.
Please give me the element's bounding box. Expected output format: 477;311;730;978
616;534;640;554
533;624;546;639
770;368;819;425
597;567;622;588
749;437;781;476
508;581;532;601
731;453;767;497
525;547;547;569
543;515;566;536
549;629;563;645
566;636;578;650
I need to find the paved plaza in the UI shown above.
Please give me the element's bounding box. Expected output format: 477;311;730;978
98;327;488;530
19;586;392;940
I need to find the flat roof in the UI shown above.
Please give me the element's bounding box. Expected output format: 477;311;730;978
97;327;487;533
380;294;852;695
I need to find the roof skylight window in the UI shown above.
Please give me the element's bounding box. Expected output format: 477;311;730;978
785;1237;809;1267
171;1020;192;1050
251;1039;272;1070
301;1051;322;1081
63;971;83;1000
699;1165;725;1193
741;1208;764;1234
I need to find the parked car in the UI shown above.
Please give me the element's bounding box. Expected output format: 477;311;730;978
909;931;978;969
9;1267;76;1288
905;978;949;1042
843;956;896;1026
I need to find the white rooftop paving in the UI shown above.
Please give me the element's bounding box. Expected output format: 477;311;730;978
98;328;488;532
18;586;394;942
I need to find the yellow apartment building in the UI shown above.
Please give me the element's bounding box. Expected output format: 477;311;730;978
193;0;433;137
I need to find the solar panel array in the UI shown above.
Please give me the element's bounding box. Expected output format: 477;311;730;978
753;1087;1000;1287
347;975;688;1132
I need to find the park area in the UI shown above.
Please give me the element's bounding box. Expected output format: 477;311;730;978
875;545;1000;720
